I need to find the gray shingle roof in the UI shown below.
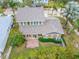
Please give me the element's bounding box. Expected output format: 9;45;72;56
19;17;64;35
16;7;45;22
15;7;64;35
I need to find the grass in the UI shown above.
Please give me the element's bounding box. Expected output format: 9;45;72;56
0;7;4;13
44;1;64;8
10;44;66;59
57;17;79;48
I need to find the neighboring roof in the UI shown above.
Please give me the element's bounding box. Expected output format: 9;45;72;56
3;8;14;16
32;0;48;4
15;7;45;22
0;16;13;53
13;0;23;3
19;17;64;35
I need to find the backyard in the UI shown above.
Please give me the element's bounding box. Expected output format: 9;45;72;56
3;17;79;59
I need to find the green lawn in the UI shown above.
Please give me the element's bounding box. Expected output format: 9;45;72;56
9;44;75;59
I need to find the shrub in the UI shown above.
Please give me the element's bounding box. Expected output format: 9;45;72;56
11;32;25;47
38;37;62;43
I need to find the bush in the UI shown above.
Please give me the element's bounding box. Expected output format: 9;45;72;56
38;37;62;43
0;7;4;13
11;32;25;47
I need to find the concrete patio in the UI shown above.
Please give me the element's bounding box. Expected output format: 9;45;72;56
26;38;39;48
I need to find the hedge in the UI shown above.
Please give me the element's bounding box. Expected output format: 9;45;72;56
38;37;62;44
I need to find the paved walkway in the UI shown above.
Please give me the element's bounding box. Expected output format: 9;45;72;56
0;57;1;59
0;53;1;59
6;46;12;59
26;38;39;48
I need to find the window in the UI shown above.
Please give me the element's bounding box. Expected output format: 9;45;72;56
36;22;38;25
28;35;31;37
34;22;36;25
21;22;24;26
23;22;25;26
39;22;41;24
27;22;30;25
26;35;29;37
24;22;26;25
38;34;42;36
31;22;33;25
21;22;23;25
33;35;37;38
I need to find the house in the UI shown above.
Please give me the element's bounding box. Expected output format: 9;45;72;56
32;0;48;7
0;16;13;59
3;8;14;16
15;7;64;39
32;0;48;3
12;0;23;3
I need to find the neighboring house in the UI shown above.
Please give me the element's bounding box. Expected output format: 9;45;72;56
32;0;48;3
15;7;64;39
12;0;23;3
32;0;48;6
3;8;14;16
0;16;13;59
0;0;23;3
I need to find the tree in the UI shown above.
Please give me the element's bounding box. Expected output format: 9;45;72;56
22;0;32;7
8;0;18;16
63;1;79;29
74;19;79;31
11;32;25;47
0;6;4;13
1;0;7;8
49;0;70;5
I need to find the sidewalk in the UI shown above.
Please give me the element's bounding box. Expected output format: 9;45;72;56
6;46;12;59
0;53;1;59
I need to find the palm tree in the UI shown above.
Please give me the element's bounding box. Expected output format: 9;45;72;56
8;0;18;16
1;0;8;8
63;1;79;29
